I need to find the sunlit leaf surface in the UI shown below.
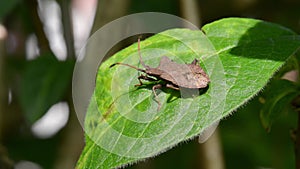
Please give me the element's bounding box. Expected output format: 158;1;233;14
77;18;300;169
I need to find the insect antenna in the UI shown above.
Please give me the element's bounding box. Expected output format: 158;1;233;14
109;62;146;73
138;38;150;69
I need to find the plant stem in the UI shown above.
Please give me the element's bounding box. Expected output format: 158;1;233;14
90;0;130;34
0;25;6;142
57;0;75;59
53;97;84;169
0;24;13;169
25;0;52;54
52;1;82;168
179;0;201;27
198;128;225;169
293;95;300;169
296;113;300;169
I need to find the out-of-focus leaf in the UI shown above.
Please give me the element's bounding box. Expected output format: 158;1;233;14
260;79;300;131
221;95;297;169
6;135;59;169
274;55;299;79
19;54;74;125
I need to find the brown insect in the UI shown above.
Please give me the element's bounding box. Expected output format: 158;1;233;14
110;39;210;110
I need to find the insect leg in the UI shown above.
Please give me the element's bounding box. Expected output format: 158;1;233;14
191;59;199;65
152;84;162;110
135;75;144;87
166;83;180;90
135;75;158;87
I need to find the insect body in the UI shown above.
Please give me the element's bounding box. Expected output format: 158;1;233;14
110;39;210;110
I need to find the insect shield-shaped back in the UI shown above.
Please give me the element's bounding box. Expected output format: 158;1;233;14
110;39;210;110
143;56;210;99
150;56;210;89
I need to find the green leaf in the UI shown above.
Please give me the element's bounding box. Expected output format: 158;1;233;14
77;18;300;168
273;55;299;79
19;55;74;124
259;79;300;132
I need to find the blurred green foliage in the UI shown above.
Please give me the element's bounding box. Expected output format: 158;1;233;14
0;0;20;21
19;55;74;124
